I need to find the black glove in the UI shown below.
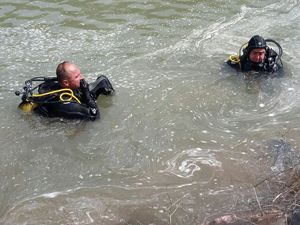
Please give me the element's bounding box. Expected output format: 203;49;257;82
80;79;90;95
80;79;97;108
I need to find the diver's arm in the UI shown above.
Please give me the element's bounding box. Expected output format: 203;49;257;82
89;75;115;98
265;49;282;73
35;101;99;120
58;102;99;120
80;79;99;109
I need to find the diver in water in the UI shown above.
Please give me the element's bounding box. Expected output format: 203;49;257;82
16;61;114;120
227;35;283;73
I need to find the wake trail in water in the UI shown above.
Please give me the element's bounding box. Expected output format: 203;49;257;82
104;5;249;74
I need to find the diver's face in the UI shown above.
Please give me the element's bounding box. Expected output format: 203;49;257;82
249;48;266;63
64;64;84;89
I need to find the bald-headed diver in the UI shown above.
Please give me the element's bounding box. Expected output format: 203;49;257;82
16;61;114;120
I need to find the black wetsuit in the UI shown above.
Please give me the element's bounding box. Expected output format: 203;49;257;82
227;48;282;73
35;75;114;120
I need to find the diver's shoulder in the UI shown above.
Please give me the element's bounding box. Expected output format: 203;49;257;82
38;80;61;93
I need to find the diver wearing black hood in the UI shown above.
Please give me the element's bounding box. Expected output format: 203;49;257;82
227;35;283;73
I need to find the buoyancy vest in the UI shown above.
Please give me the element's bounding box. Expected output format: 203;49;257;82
35;80;99;120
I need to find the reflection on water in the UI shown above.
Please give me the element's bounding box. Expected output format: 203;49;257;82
1;0;300;224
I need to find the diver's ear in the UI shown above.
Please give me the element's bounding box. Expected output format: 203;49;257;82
61;79;69;88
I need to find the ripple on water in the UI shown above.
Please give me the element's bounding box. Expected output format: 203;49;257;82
160;148;222;180
1;185;189;225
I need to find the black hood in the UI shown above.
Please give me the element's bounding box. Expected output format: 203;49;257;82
248;35;267;51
